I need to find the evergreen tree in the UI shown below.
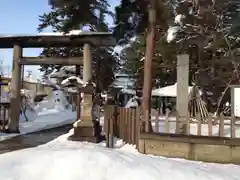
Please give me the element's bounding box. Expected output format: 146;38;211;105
38;0;119;91
115;0;240;113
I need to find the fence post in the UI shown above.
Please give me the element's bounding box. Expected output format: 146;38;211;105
219;113;224;137
155;110;159;133
104;105;108;135
175;111;180;134
185;111;190;135
136;107;141;150
208;113;212;136
164;109;170;133
106;116;110;148
127;108;131;143
197;113;201;136
109;114;114;148
131;109;136;144
133;108;137;145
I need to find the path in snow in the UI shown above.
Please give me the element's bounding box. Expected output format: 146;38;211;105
0;125;72;154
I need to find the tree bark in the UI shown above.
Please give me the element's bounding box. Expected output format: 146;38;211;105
142;0;156;132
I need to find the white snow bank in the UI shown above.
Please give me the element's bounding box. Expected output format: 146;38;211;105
0;130;240;180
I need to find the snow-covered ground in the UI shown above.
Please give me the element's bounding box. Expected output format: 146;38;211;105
0;90;76;141
0;129;239;180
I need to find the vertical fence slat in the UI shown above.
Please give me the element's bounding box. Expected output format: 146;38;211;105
133;109;137;145
106;117;110;148
104;105;108;135
120;108;124;140
116;107;120;138
131;109;136;144
124;108;128;143
197;113;201;136
185;112;190;135
219;113;224;137
175;111;180;134
164;110;170;133
155;111;159;133
136;107;140;150
129;108;132;144
231;116;235;138
113;106;118;137
126;108;131;143
109;107;114;148
208;113;212;136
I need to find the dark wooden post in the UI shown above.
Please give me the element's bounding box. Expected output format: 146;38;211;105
8;45;22;133
76;65;81;120
142;0;156;132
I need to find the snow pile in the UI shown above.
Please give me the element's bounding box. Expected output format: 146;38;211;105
0;90;76;141
125;96;139;108
34;90;71;114
0;131;239;180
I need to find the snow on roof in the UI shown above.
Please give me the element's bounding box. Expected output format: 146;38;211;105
61;76;85;86
60;65;76;73
120;88;136;95
152;83;193;97
37;30;112;36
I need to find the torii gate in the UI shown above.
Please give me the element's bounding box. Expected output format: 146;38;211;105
0;32;115;142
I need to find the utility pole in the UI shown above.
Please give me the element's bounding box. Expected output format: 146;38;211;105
142;0;156;132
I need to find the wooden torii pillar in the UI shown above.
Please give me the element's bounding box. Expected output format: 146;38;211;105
8;45;22;133
3;32;115;136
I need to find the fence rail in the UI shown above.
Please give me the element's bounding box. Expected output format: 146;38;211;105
151;110;239;138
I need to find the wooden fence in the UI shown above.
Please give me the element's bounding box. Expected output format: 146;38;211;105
104;105;140;148
103;105;240;150
151;110;238;138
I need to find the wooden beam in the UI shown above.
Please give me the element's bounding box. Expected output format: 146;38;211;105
0;33;116;48
20;57;83;65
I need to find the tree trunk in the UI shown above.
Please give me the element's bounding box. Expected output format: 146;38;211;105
142;0;156;133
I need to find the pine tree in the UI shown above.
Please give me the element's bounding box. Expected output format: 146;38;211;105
38;0;119;91
115;0;240;113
